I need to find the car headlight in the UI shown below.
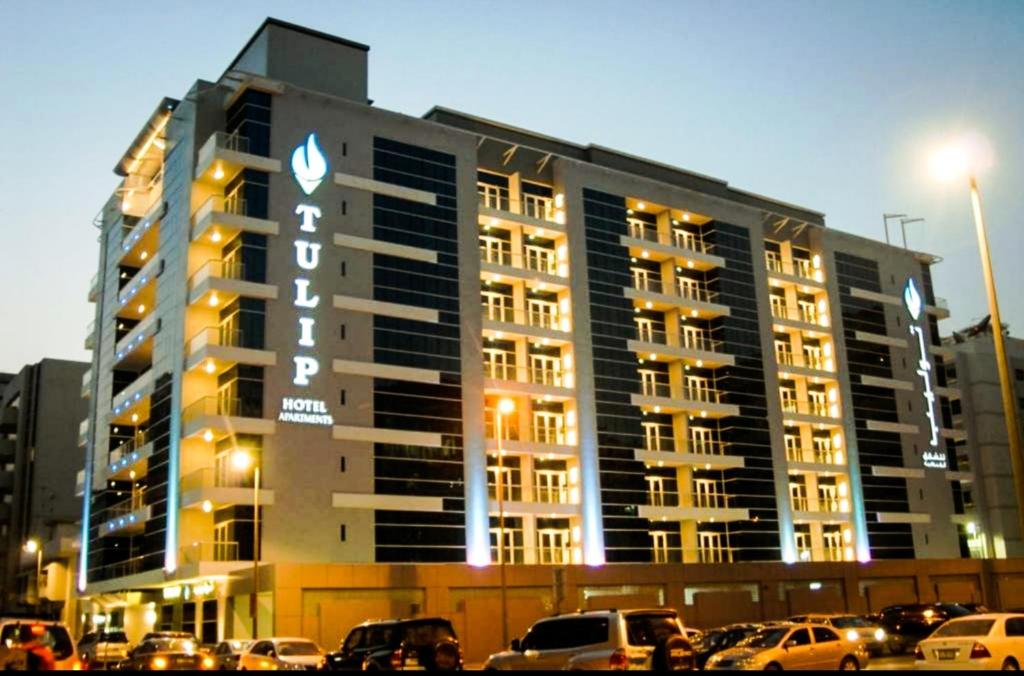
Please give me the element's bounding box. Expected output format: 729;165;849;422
874;628;886;642
846;630;859;642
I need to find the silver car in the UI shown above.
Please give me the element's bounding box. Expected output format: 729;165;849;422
77;629;131;668
484;608;695;671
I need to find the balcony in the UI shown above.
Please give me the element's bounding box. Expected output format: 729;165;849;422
179;541;244;566
84;320;96;350
639;500;749;523
185;326;276;375
98;495;150;536
481;304;572;344
194;131;281;185
786;446;846;470
110;368;154;424
635;442;744;471
621;221;725;271
105;432;154;482
631;385;741;419
81;368;92;399
114;312;157;368
181;396;275;441
187;260;278;308
78;418;89;447
926;296;950;319
190;194;279;244
628;328;735;369
180;467;275;511
75;470;85;497
770;303;831;333
88;273;99;303
479;241;568;287
765;254;825;286
780;399;842;426
626;280;730;320
775;352;837;380
119;199;164;266
478;184;564;234
116;253;161;321
482;363;574;400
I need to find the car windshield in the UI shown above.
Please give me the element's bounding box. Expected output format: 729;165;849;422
402;622;454;646
227;640;252;653
1;624;75;660
931;619;996;638
278;641;320;656
625;614;680;647
830;617;870;629
939;604;974;618
738;628;788;649
150;638;196;653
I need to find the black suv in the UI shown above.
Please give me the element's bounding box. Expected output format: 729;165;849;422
874;603;974;654
327;617;462;671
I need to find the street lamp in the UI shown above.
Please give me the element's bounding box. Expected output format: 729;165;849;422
23;539;41;605
929;136;1024;553
899;217;925;250
495;397;515;650
882;213;907;245
232;449;261;638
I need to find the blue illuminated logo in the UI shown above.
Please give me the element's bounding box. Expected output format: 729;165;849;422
291;133;328;195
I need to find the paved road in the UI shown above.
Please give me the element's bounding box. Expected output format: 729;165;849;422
866;654;917;670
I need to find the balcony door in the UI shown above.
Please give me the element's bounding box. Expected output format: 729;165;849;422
775;338;794;366
689;426;715;455
479;235;511;266
646;475;667;507
536;528;570;564
779;384;798;413
490;524;524;564
533;411;565;445
643;422;667;453
682;325;706;351
770;293;787;318
483;347;515;381
798;299;818;324
527;299;558;329
684;374;710;402
784;433;802;462
677;276;701;300
789;477;809;512
651;531;670;563
823;527;844;561
639;369;663;397
674;229;697;251
482;290;513;323
698;531;727;563
812;435;834;464
635;317;655;343
693;478;722;509
794;529;812;561
534;467;568;504
529;354;561;386
632;267;653;292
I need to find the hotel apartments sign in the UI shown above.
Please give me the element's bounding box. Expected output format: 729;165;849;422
280;133;333;426
903;277;944;469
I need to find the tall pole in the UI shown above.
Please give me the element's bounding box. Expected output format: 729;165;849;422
968;176;1024;549
252;465;260;638
35;549;42;606
496;411;508;649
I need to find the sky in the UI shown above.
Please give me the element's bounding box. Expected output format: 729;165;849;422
0;0;1022;373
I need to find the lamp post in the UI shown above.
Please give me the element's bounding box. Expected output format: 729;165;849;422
495;397;515;649
23;539;41;606
232;449;261;638
930;139;1024;552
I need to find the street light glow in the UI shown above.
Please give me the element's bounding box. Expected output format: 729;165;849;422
231;448;254;471
498;398;515;415
928;131;993;182
23;539;39;554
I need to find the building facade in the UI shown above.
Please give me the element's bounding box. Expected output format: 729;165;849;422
945;320;1024;558
0;358;87;623
78;18;994;643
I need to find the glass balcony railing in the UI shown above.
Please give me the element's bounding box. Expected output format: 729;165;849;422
212;131;250;155
109;431;151;466
481;303;566;332
180;541;242;564
478;183;558;223
634;327;724;354
182;466;256;492
487;482;522;502
182;396;262;425
187;325;245;353
770;303;828;327
765;254;821;282
534;483;570;504
480;243;560;276
627;219;708;254
631;277;715;304
188;259;246;287
780;399;833;417
482;362;572;388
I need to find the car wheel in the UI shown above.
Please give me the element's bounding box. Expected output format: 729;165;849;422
764;663;782;671
1003;658;1020;671
840;656;860;671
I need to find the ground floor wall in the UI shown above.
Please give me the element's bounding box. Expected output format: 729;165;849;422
79;558;1024;665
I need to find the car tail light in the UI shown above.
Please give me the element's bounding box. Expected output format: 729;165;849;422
151;656;168;670
201;655;216;669
390;648;404;670
970;642;991;659
609;648;628;671
914;645;924;660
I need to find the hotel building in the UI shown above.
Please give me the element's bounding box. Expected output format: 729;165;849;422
78;18;1001;645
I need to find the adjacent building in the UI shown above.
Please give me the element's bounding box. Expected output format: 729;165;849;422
945;318;1024;558
78;18;1003;646
0;358;88;625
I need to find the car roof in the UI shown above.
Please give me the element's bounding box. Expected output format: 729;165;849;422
543;608;676;619
947;613;1023;620
266;637;317;642
358;617;452;627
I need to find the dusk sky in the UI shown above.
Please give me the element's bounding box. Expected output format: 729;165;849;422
1;0;1021;372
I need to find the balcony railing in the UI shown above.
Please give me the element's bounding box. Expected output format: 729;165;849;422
770;303;827;327
481;303;566;332
482;362;571;388
791;495;810;511
766;255;820;281
632;277;715;304
480;243;560;276
780;399;832;417
626;220;708;254
104;492;146;519
478;183;557;223
188;259;246;287
179;541;242;565
211;131;250;155
532;426;569;445
487;482;523;502
109;431;151;467
182;396;261;425
188;325;245;352
634;327;723;354
182;466;256;492
534;483;570;504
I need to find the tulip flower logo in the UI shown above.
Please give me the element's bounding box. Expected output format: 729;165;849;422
903;277;922;321
291;133;328;195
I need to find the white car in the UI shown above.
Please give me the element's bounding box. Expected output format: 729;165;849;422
237;637;327;670
484;609;695;670
914;613;1024;670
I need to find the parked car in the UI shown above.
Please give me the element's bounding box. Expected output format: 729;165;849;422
483;608;695;671
0;619;81;671
914;613;1024;670
117;637;214;670
237;637;327;671
329;617;462;671
141;630;201;644
78;629;132;668
704;623;869;671
692;624;761;669
875;603;973;654
210;639;252;670
787;614;887;656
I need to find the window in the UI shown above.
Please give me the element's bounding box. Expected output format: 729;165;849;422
534;463;569;504
770;293;787;318
817;479;839;513
765;250;783;273
643;421;667;452
339;525;347;542
533;411;565;444
483;347;515;381
698;531;728;563
794;526;812;561
681;324;706;351
790;477;809;512
798;299;819;325
536;526;570;564
632;267;653;292
651;531;670;563
775;338;794;366
1005;618;1024;637
490;521;524;564
693;479;724;508
690;426;715;455
487;457;520;502
482;291;513;323
812;627;838;643
527;298;558;330
479;234;511;266
639;369;666;397
647;475;667;507
822;526;843;561
339;456;346;472
684;374;711;402
788;628;812;646
674;229;699;252
677;276;701;301
784;433;802;462
342;629;365;652
636;317;655;342
1015;369;1024;382
779;384;798;413
524;244;556;274
529;354;562;386
526;618;608;650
